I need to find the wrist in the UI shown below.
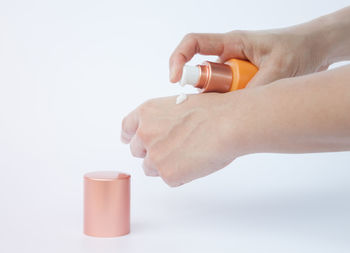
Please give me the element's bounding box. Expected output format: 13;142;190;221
221;90;262;157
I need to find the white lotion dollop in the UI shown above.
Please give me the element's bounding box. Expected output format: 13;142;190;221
176;93;187;105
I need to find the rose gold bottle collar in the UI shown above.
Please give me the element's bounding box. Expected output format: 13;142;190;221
195;61;233;93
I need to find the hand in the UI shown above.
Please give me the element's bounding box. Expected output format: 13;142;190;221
121;93;241;187
121;64;350;187
169;25;331;87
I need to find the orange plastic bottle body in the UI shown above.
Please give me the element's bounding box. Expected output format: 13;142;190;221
225;59;258;91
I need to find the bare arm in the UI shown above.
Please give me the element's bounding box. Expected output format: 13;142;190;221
321;6;350;63
122;65;350;186
228;64;350;155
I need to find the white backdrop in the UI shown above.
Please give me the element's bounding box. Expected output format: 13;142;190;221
0;0;349;252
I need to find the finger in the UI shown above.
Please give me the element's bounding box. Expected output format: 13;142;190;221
169;33;225;83
142;156;159;177
216;31;251;63
129;134;146;158
246;67;281;88
121;109;139;144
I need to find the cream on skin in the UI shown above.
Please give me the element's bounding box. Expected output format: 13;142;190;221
175;93;187;104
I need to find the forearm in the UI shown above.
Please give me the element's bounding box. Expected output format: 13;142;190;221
298;6;350;64
228;65;350;154
323;6;350;63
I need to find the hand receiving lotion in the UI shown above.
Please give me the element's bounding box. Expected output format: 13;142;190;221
180;59;258;93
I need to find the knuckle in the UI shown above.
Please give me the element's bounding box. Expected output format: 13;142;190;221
184;32;196;40
135;127;146;142
163;176;180;188
130;147;137;157
142;157;158;176
183;33;198;46
147;147;163;170
130;135;146;158
158;165;179;188
135;100;158;144
129;140;138;157
143;166;152;176
228;29;245;38
147;148;158;164
139;99;154;115
121;117;128;132
147;147;182;188
136;127;150;146
225;30;248;52
144;168;158;177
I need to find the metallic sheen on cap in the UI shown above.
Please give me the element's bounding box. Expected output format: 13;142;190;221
84;171;130;237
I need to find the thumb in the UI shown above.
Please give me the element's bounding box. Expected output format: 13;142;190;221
246;66;280;88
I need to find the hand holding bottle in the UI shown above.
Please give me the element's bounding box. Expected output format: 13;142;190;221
169;7;350;88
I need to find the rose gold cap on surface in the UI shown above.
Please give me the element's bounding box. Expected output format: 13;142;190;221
196;61;233;93
84;171;130;237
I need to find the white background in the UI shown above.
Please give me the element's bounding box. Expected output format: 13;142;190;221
0;0;350;252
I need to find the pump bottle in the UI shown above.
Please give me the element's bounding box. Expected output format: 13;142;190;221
180;59;258;93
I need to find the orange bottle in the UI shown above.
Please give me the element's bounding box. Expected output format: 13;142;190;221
179;59;258;93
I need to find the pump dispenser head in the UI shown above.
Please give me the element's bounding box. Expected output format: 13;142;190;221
179;65;200;86
180;61;233;93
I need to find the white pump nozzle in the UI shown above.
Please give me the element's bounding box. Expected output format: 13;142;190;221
179;65;200;87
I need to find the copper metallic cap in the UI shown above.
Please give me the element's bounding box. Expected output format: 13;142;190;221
84;171;130;237
196;61;233;93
